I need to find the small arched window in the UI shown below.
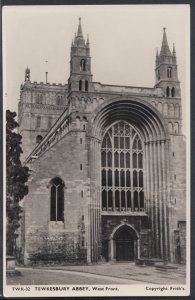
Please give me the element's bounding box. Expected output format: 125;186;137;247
166;86;170;97
79;80;82;91
85;80;88;91
80;59;86;71
50;177;65;222
167;67;172;78
157;70;160;80
36;115;41;128
171;87;175;97
36;135;43;143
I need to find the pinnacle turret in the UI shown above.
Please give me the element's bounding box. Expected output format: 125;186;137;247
25;66;30;82
68;18;93;93
160;28;172;56
77;17;83;37
173;43;176;56
154;28;180;98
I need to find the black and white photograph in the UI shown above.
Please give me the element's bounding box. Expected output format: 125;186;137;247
3;4;190;297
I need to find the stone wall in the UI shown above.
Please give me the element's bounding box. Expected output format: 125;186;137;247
23;129;90;265
178;221;186;264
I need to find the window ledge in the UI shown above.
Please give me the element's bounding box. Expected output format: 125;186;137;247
101;211;147;216
48;221;65;231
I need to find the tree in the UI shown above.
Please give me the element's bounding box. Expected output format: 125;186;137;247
6;110;29;256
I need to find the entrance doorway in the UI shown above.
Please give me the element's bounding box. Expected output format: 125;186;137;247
114;226;135;261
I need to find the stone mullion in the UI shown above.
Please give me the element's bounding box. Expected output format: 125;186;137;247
119;150;121;212
112;130;115;211
137;149;140;211
153;141;160;258
157;141;163;258
161;140;168;260
130;137;134;211
125;136;128;211
149;142;155;256
106;147;108;210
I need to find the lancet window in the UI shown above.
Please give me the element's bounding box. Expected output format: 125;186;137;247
101;121;144;213
50;177;64;222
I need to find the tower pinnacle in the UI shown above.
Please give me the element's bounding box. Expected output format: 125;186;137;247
173;43;176;56
160;27;172;56
25;66;30;82
77;17;83;37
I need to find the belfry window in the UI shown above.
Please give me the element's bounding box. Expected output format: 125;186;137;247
85;80;88;91
50;177;64;222
167;67;172;78
79;80;82;91
166;86;170;97
101;121;144;212
157;70;160;80
171;87;175;97
80;59;86;71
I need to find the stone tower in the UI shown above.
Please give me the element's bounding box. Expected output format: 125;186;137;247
68;18;93;93
18;67;67;161
155;28;181;99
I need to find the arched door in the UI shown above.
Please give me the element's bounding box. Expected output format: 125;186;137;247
114;226;135;261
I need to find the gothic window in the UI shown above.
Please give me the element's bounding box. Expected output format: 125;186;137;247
80;59;86;71
36;135;43;143
167;67;172;78
37;93;43;104
101;121;144;212
171;87;175;97
48;116;52;128
166;86;170;97
85;80;88;91
50;177;65;222
79;80;82;91
36;115;41;128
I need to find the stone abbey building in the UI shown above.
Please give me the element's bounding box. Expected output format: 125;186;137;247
18;19;186;265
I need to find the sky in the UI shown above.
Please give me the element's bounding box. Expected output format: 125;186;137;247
2;4;190;133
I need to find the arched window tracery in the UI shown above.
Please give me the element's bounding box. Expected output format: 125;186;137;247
101;121;144;213
50;177;64;222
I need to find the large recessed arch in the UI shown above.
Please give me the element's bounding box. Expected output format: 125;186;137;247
90;96;168;142
88;96;170;263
